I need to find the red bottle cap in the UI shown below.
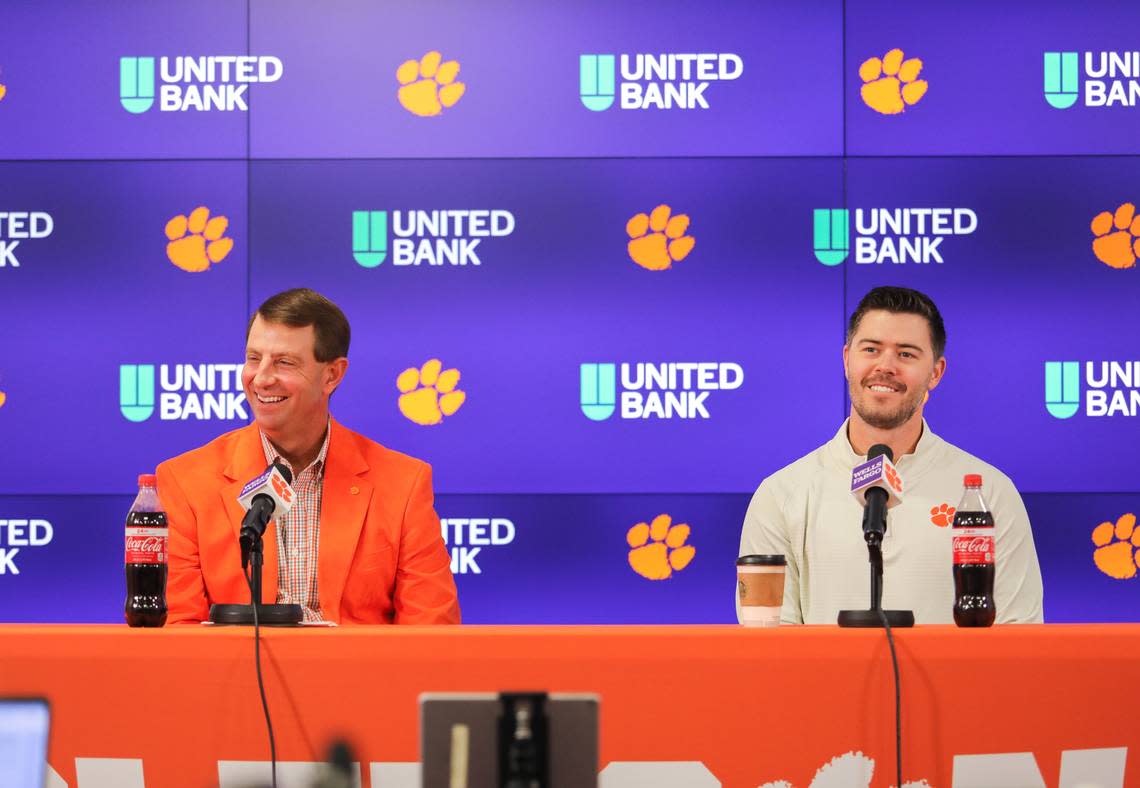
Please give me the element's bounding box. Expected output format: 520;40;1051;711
963;474;983;487
138;474;157;487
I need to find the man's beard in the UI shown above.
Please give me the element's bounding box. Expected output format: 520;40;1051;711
850;379;925;430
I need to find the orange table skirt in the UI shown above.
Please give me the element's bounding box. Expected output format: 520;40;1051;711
0;624;1136;787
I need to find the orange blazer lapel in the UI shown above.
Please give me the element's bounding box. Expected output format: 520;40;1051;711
318;419;371;621
221;424;279;605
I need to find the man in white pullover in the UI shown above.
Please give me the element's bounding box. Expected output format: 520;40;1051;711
739;286;1043;624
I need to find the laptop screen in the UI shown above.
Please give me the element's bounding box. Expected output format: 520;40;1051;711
0;699;50;788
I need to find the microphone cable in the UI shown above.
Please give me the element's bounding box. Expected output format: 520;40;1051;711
244;566;278;788
876;608;903;788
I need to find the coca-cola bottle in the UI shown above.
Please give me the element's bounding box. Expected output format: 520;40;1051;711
952;473;996;627
125;474;168;627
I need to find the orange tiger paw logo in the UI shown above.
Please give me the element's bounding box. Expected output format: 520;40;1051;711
930;503;956;527
859;49;927;115
884;464;902;494
397;51;466;117
396;359;466;426
165;207;233;272
1091;203;1140;269
626;205;695;271
1092;513;1140;580
626;514;695;580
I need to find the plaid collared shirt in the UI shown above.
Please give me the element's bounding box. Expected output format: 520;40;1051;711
259;424;331;622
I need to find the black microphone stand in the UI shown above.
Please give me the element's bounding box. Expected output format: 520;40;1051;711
499;693;550;788
838;499;915;628
208;522;303;626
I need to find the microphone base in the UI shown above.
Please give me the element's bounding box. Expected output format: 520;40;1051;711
837;609;915;628
208;603;304;626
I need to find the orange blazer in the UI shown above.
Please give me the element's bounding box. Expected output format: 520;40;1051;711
155;419;460;625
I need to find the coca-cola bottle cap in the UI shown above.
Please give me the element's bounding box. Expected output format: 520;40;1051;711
138;473;157;487
963;474;983;487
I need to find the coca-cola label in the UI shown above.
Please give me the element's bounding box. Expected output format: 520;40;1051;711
953;527;994;565
125;527;168;564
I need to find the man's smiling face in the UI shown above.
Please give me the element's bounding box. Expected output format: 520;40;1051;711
844;309;944;431
242;316;333;439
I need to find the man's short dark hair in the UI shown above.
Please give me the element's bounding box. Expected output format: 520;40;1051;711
248;288;350;362
846;286;946;359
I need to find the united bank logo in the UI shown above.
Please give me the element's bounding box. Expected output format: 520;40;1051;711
1044;51;1140;109
1044;52;1079;109
396;51;466;117
580;362;744;420
579;52;743;111
0;212;55;268
441;517;516;575
580;363;616;420
1045;361;1140;418
352;211;387;267
0;518;54;575
0;66;7;102
119;363;247;422
1091;202;1140;269
352;210;515;268
813;209;849;266
812;208;977;265
579;55;615;110
119;55;283;113
120;364;154;422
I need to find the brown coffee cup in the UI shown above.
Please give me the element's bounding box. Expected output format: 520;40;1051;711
737;555;786;627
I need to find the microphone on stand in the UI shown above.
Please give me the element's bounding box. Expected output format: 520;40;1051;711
208;461;303;626
850;444;903;547
237;462;295;569
839;444;914;628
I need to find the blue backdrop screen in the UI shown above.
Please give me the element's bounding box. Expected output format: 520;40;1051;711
1;0;1138;624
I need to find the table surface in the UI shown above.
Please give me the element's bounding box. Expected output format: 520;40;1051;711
1;624;1136;787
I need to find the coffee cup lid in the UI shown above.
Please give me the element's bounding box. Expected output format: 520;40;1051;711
736;554;786;566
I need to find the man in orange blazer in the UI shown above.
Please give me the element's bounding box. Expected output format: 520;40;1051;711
156;288;460;625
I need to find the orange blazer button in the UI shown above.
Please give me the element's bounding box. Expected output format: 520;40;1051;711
350;485;359;495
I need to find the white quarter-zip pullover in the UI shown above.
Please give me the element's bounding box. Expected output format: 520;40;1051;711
739;420;1044;624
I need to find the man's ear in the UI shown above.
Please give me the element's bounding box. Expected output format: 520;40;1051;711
324;357;348;394
928;355;946;392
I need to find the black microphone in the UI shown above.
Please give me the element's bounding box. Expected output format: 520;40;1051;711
209;463;302;626
839;444;913;630
237;462;295;564
862;444;893;545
